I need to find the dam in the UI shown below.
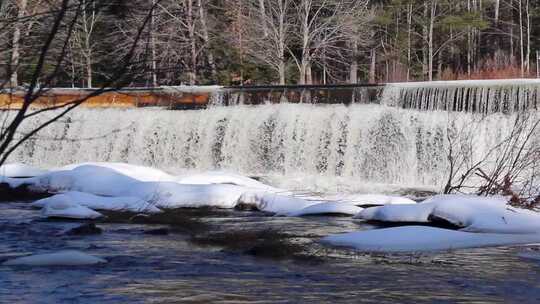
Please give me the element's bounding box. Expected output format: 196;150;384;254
7;79;539;193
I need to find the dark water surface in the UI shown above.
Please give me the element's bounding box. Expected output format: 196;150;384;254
2;201;540;303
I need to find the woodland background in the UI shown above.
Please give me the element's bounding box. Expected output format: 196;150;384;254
2;0;540;87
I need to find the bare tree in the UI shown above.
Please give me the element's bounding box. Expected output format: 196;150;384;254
70;0;104;88
244;0;293;84
293;0;370;85
0;0;157;166
444;112;540;207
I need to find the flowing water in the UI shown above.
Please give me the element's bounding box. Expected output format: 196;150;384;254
2;201;540;303
9;104;538;193
381;79;540;113
3;83;540;302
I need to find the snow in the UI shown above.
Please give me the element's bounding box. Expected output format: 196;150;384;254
8;164;247;209
176;171;280;192
286;202;363;217
0;163;47;178
238;192;320;215
32;191;161;213
356;203;433;222
325;193;416;206
355;194;540;234
2;250;107;266
126;182;247;209
321;226;540;252
59;162;176;182
41;199;103;219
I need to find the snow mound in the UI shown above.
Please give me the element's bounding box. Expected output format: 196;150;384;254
27;165;139;196
321;226;540;252
3;250;106;266
355;194;540;234
0;163;47;178
32;191;160;213
286;202;363;217
6;164;257;210
127;182;247;209
41;199;103;219
59;162;176;182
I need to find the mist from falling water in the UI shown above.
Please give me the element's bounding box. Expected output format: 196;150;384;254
8;103;536;193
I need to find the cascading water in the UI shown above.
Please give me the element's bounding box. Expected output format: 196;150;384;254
381;79;540;113
9;103;537;193
206;79;540;113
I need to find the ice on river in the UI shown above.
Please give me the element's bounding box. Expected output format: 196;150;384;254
321;226;540;253
3;250;107;266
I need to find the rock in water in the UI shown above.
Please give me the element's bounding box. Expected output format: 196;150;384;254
66;223;102;235
2;250;107;266
144;228;169;235
41;200;103;220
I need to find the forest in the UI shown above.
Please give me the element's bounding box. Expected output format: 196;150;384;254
1;0;540;87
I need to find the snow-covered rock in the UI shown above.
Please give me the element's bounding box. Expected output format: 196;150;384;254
24;165;139;196
32;191;160;213
286;202;363;217
41;199;103;219
2;250;106;266
238;192;320;215
176;171;279;192
59;162;176;182
127;182;247;209
321;226;540;252
7;165;256;209
0;163;47;178
355;194;540;234
356;203;432;223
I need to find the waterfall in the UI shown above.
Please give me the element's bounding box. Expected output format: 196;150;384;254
380;79;540;113
9;104;537;193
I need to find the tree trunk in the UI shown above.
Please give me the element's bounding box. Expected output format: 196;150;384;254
10;0;28;88
306;63;312;85
428;1;436;81
86;53;92;88
494;0;500;22
369;48;376;83
299;61;307;85
188;0;197;84
437;49;443;79
422;1;429;80
349;40;358;84
467;0;472;77
82;0;93;88
258;0;268;37
406;3;412;81
150;0;158;86
349;60;358;84
525;0;531;74
198;0;217;82
519;0;524;77
278;59;285;85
